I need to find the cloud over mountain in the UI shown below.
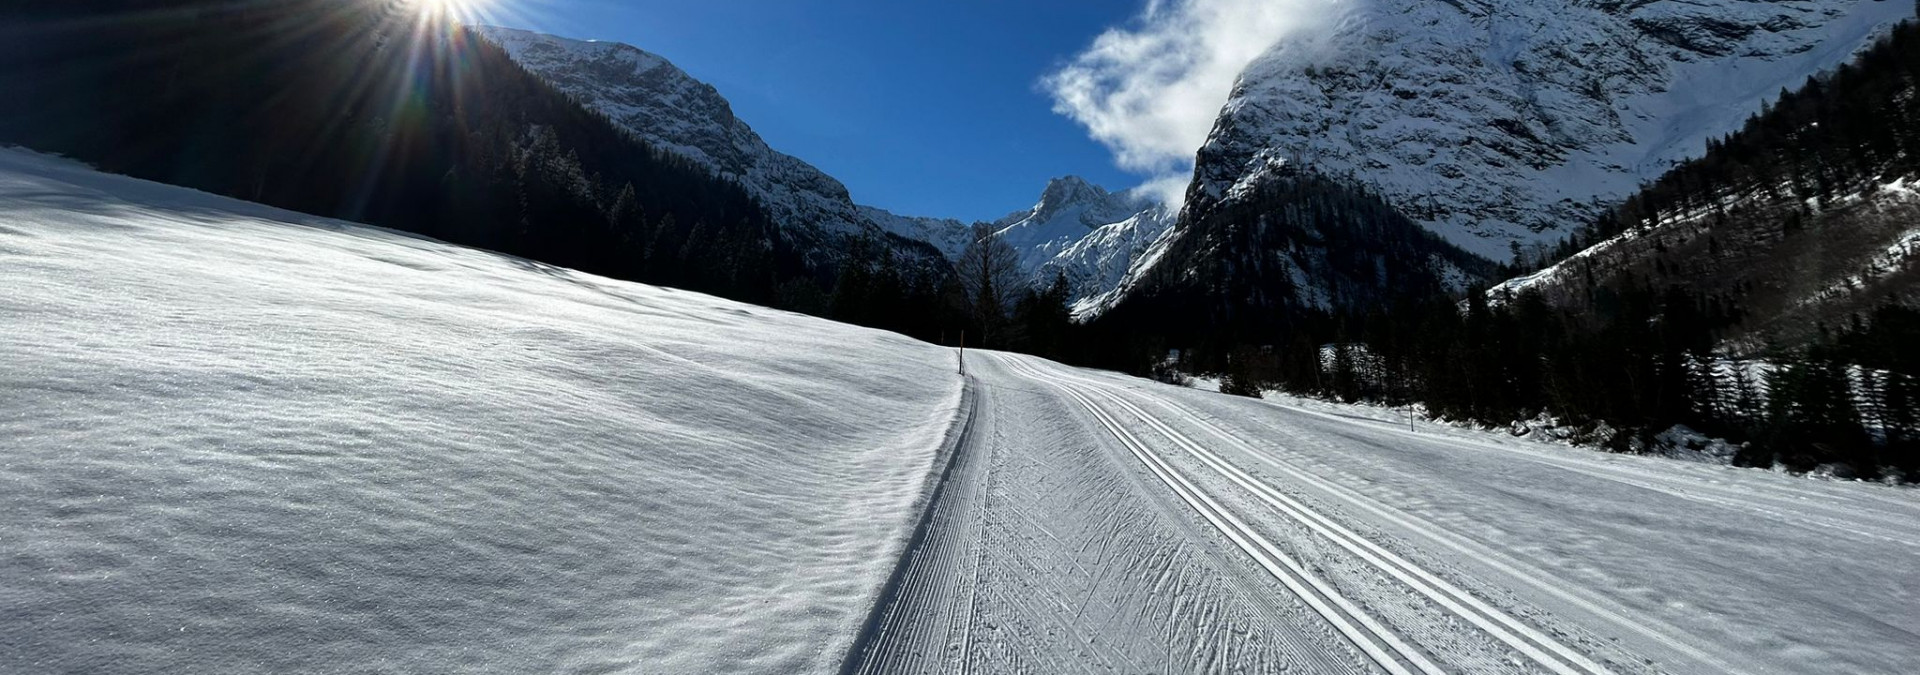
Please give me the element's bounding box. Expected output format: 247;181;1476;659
1042;0;1343;197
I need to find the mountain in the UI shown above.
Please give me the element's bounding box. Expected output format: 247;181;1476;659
1492;19;1920;351
986;176;1176;312
475;27;957;272
858;206;974;260
476;27;1180;308
1099;167;1493;346
0;1;786;304
1189;0;1909;261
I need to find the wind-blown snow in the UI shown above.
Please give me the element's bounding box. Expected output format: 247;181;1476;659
0;149;962;674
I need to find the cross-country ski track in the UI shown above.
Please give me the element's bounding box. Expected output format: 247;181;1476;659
846;352;1920;675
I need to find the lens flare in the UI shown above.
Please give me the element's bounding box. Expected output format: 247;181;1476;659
408;0;493;24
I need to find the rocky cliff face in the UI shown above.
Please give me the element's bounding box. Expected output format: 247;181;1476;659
1189;0;1908;261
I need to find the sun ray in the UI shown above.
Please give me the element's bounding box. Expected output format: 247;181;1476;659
405;0;497;25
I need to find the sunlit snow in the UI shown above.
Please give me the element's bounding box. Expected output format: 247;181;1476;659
0;148;962;674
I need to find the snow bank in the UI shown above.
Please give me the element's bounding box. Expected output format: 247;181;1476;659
0;149;962;674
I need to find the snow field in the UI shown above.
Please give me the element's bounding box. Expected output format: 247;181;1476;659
0;149;964;674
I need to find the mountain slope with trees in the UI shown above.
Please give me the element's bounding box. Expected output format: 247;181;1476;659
0;0;787;302
1188;19;1920;480
1498;19;1920;349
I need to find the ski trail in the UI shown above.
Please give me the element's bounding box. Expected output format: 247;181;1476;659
841;379;984;675
1014;359;1759;674
1266;400;1920;550
851;356;1369;673
1006;356;1440;675
1005;355;1639;675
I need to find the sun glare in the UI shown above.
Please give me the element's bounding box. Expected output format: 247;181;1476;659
408;0;492;23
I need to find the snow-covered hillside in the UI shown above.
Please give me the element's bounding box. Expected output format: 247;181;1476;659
1191;0;1908;260
0;149;964;674
990;176;1176;306
475;26;958;268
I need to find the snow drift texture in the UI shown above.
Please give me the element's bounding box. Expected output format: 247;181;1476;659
0;148;962;674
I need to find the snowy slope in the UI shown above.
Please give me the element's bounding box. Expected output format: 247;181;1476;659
0;148;964;674
1192;0;1909;260
990;176;1177;304
475;26;960;269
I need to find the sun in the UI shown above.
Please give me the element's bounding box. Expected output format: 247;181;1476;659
406;0;492;23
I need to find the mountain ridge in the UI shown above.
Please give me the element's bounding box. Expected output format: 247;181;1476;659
475;26;958;272
478;26;1178;307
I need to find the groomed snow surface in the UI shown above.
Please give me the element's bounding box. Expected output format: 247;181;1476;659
5;149;1919;674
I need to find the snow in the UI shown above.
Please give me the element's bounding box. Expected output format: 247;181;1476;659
5;147;1916;675
475;26;962;269
0;148;964;674
986;176;1177;308
853;353;1920;674
1195;0;1909;260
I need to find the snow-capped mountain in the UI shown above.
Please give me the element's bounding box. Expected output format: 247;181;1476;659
476;26;951;269
1189;0;1909;261
990;176;1176;307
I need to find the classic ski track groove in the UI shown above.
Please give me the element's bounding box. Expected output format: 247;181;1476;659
999;355;1438;675
1264;401;1920;548
1005;355;1635;675
841;378;983;675
1025;361;1746;673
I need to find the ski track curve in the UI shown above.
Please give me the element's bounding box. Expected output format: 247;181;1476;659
846;355;1385;674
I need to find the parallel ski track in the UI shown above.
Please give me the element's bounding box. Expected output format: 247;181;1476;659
997;355;1441;675
1266;401;1920;551
1002;355;1624;675
1018;359;1737;673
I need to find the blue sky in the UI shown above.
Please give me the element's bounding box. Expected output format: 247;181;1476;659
500;0;1151;222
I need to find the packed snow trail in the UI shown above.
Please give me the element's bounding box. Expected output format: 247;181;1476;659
856;352;1920;675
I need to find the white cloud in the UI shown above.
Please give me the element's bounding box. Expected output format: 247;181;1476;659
1044;0;1343;202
